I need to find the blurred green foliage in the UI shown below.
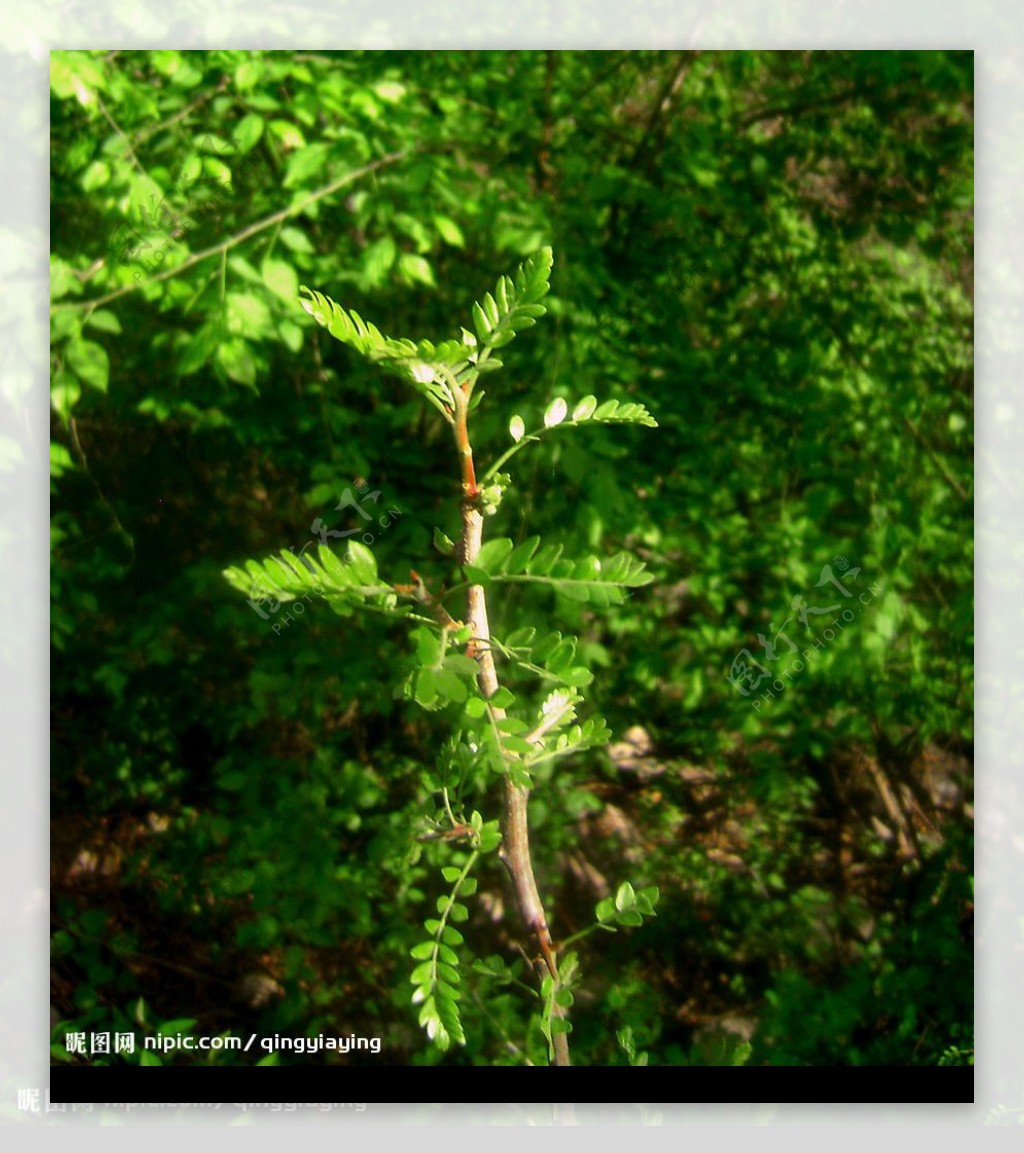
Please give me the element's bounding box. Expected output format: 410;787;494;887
50;49;972;1066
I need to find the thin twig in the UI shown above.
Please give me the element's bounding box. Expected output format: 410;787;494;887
131;76;231;148
901;414;970;502
52;150;407;315
97;95;149;180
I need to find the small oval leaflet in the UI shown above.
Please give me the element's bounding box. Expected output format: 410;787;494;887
572;395;598;422
544;397;568;428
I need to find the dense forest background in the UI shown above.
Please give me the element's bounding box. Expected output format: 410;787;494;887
50;49;973;1067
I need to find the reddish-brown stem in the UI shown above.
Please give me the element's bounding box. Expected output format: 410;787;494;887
452;385;480;499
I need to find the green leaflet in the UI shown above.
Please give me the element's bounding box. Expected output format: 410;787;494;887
468;681;611;786
595;883;660;931
470;245;553;353
485;395;658;484
298;286;474;417
525;716;612;771
409;816;500;1052
574;395;658;428
491;627;594;688
540;394;658;431
463;536;653;607
402;625;483;712
298;248;554;421
222;540;399;619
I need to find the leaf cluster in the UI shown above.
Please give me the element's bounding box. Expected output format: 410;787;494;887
470;245;553;354
596;882;660;930
298;247;555;419
464;537;653;607
222;540;398;619
409;813;501;1052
